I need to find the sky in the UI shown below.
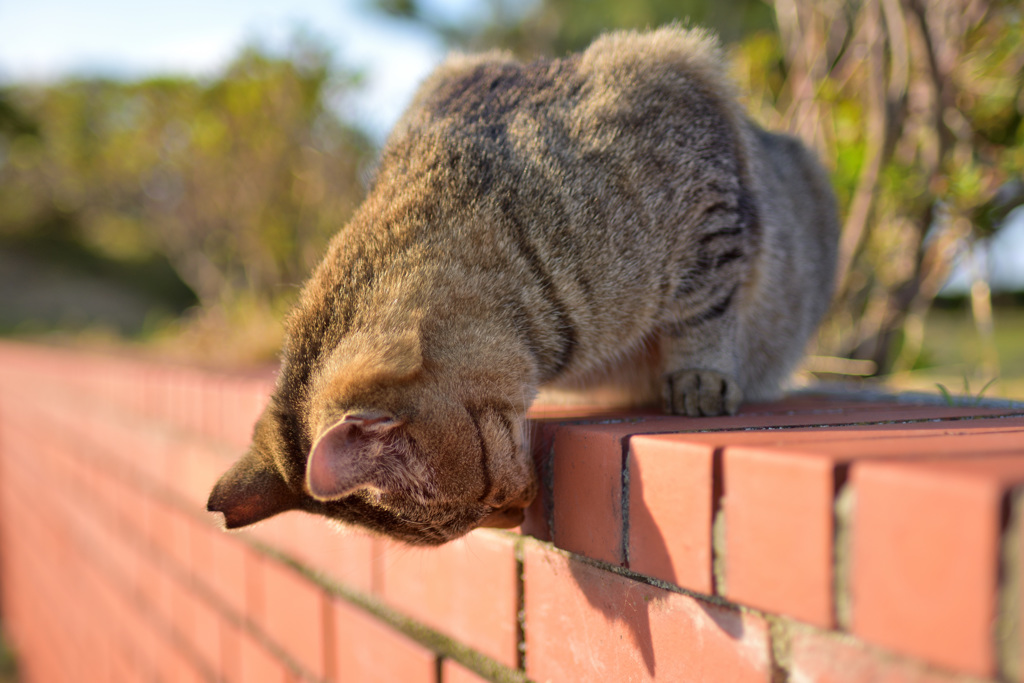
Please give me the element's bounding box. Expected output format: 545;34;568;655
942;207;1024;296
1;0;1021;292
0;0;477;140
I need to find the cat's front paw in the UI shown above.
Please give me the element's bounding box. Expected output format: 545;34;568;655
662;369;743;417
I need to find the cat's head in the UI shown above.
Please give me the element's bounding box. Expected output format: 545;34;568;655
206;319;538;546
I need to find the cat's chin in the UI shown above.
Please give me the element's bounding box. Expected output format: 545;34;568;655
477;506;525;529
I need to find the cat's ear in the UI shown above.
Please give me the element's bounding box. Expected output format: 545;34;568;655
207;450;301;529
306;412;401;500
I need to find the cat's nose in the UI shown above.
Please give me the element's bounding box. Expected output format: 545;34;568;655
477;506;525;529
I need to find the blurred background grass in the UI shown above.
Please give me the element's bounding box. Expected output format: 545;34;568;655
0;0;1022;398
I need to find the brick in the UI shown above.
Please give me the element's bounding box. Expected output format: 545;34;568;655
112;645;141;683
237;629;294;683
799;398;1012;421
637;416;1024;452
220;619;243;683
520;421;558;542
145;367;173;423
724;447;836;626
536;407;1021;565
550;423;629;564
260;557;329;679
8;346;1024;683
147;558;182;627
536;406;853;563
242;511;289;550
323;528;380;594
379;530;518;667
1019;498;1024;683
79;628;109;683
104;415;170;481
267;511;325;568
247;549;266;624
117;524;154;603
168;370;189;431
523;541;771;683
187;589;225;673
192;520;252;617
332;598;437;683
790;629;973;683
850;456;1024;678
720;424;1024;627
526;403;654;419
166;644;210;683
89;468;125;528
77;509;122;577
536;400;1014;435
151;499;194;572
122;599;163;682
113;470;156;545
222;376;274;449
441;659;491;683
728;421;1024;460
178;439;232;510
134;543;170;615
199;374;225;441
167;573;196;642
277;512;377;593
627;434;716;594
172;370;198;430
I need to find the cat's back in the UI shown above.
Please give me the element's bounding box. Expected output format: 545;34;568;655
357;27;779;382
312;26;836;394
388;26;739;154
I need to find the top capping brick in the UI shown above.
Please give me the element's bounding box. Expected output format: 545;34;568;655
533;395;1023;563
850;456;1024;678
531;397;1024;649
627;433;717;594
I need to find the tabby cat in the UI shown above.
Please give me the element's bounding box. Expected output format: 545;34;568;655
207;26;839;545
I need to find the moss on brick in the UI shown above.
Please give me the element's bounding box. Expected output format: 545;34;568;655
252;539;530;683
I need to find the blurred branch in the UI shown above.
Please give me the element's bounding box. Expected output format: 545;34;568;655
762;0;1022;376
968;244;999;378
973;178;1024;236
835;1;890;296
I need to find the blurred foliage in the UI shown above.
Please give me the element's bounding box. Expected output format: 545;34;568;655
2;2;1022;379
379;0;1024;378
735;0;1024;376
0;35;374;317
375;0;774;55
0;91;38;138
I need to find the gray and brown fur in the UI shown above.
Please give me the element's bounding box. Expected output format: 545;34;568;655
207;27;839;545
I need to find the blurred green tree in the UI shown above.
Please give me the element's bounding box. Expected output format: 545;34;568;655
0;35;373;312
375;0;773;55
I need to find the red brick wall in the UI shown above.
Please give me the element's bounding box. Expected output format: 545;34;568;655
1;340;1022;682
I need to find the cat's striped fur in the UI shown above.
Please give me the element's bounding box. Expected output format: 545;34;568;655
207;27;839;545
